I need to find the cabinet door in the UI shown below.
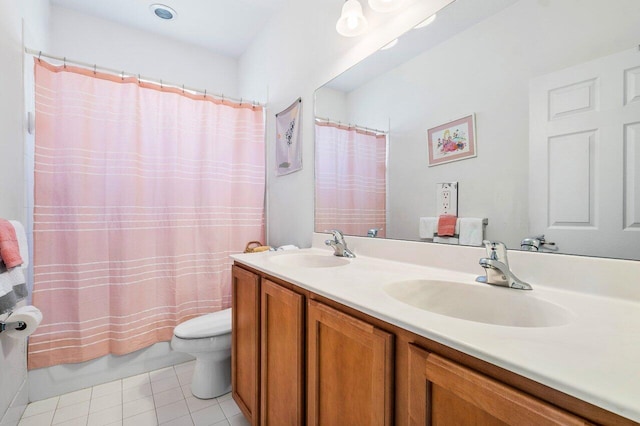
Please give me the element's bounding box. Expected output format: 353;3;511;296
232;265;261;425
407;344;590;425
307;300;393;426
260;280;305;426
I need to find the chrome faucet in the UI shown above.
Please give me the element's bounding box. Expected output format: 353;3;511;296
325;230;356;258
476;240;532;290
521;234;557;252
367;228;381;238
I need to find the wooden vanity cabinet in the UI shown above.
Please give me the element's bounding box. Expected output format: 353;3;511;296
307;300;394;426
232;263;633;426
260;279;305;425
407;344;590;426
231;265;261;425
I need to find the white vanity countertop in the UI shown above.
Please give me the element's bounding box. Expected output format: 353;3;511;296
231;246;640;422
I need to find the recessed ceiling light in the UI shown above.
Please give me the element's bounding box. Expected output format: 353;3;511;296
150;4;177;21
414;14;436;29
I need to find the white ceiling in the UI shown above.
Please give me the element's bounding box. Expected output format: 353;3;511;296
50;0;290;57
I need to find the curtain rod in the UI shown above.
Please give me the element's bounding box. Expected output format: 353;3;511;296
315;116;388;136
25;48;266;108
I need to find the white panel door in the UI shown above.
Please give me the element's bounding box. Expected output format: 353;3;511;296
530;47;640;259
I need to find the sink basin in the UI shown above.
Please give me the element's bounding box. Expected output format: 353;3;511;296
268;253;350;268
383;280;572;327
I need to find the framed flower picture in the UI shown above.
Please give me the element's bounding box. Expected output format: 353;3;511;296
427;114;476;166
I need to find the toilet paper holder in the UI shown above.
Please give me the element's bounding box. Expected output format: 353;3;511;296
0;320;27;334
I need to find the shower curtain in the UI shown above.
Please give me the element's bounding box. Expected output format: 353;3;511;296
315;122;386;237
28;60;265;369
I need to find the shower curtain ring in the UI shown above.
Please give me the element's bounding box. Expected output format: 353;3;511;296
204;89;207;98
63;57;67;68
137;74;141;85
121;71;124;81
38;51;42;62
182;84;185;94
93;64;97;75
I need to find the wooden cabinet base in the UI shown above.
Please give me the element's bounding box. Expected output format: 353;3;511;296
307;300;394;426
231;265;261;424
407;344;591;425
231;263;635;426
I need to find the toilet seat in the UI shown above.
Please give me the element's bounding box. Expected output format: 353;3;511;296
174;308;231;339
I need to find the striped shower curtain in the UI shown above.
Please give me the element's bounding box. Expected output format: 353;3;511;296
315;122;387;237
28;60;265;369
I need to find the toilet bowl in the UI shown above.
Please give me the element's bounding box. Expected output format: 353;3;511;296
171;308;232;399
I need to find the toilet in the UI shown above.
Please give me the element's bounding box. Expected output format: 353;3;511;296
171;308;232;399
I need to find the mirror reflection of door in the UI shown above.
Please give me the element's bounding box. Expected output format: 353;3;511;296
529;47;640;260
315;119;388;238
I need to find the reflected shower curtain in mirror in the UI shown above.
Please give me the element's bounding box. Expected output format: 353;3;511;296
28;60;265;369
315;122;386;237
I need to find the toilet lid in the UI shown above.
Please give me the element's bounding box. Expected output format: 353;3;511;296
174;308;232;339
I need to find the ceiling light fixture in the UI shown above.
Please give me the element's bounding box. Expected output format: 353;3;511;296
368;0;405;13
336;0;368;37
414;14;437;29
149;4;177;21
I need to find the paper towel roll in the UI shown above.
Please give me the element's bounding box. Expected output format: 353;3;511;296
3;306;42;339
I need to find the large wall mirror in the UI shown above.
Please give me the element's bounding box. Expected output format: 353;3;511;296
314;0;640;260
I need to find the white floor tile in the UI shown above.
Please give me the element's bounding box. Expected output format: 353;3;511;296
155;400;189;424
159;414;194;426
92;381;122;398
227;414;250;426
14;366;255;426
190;404;225;426
89;392;122;413
122;410;157;426
173;361;195;376
218;399;241;418
122;373;150;390
55;415;89;426
176;370;193;386
18;410;55;426
152;387;184;408
123;396;155;419
149;367;176;383
151;376;180;394
185;396;217;414
123;383;152;401
88;404;122;426
180;385;193;399
215;393;232;403
52;400;90;424
22;396;59;417
58;388;92;409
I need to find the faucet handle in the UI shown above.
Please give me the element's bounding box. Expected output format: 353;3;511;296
482;240;509;264
326;229;345;243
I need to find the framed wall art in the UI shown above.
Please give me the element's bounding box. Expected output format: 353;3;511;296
427;114;476;166
275;98;302;176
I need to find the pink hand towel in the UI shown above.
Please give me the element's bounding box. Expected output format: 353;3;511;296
0;219;23;268
437;215;458;237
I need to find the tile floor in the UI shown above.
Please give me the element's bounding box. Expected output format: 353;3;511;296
18;361;250;426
